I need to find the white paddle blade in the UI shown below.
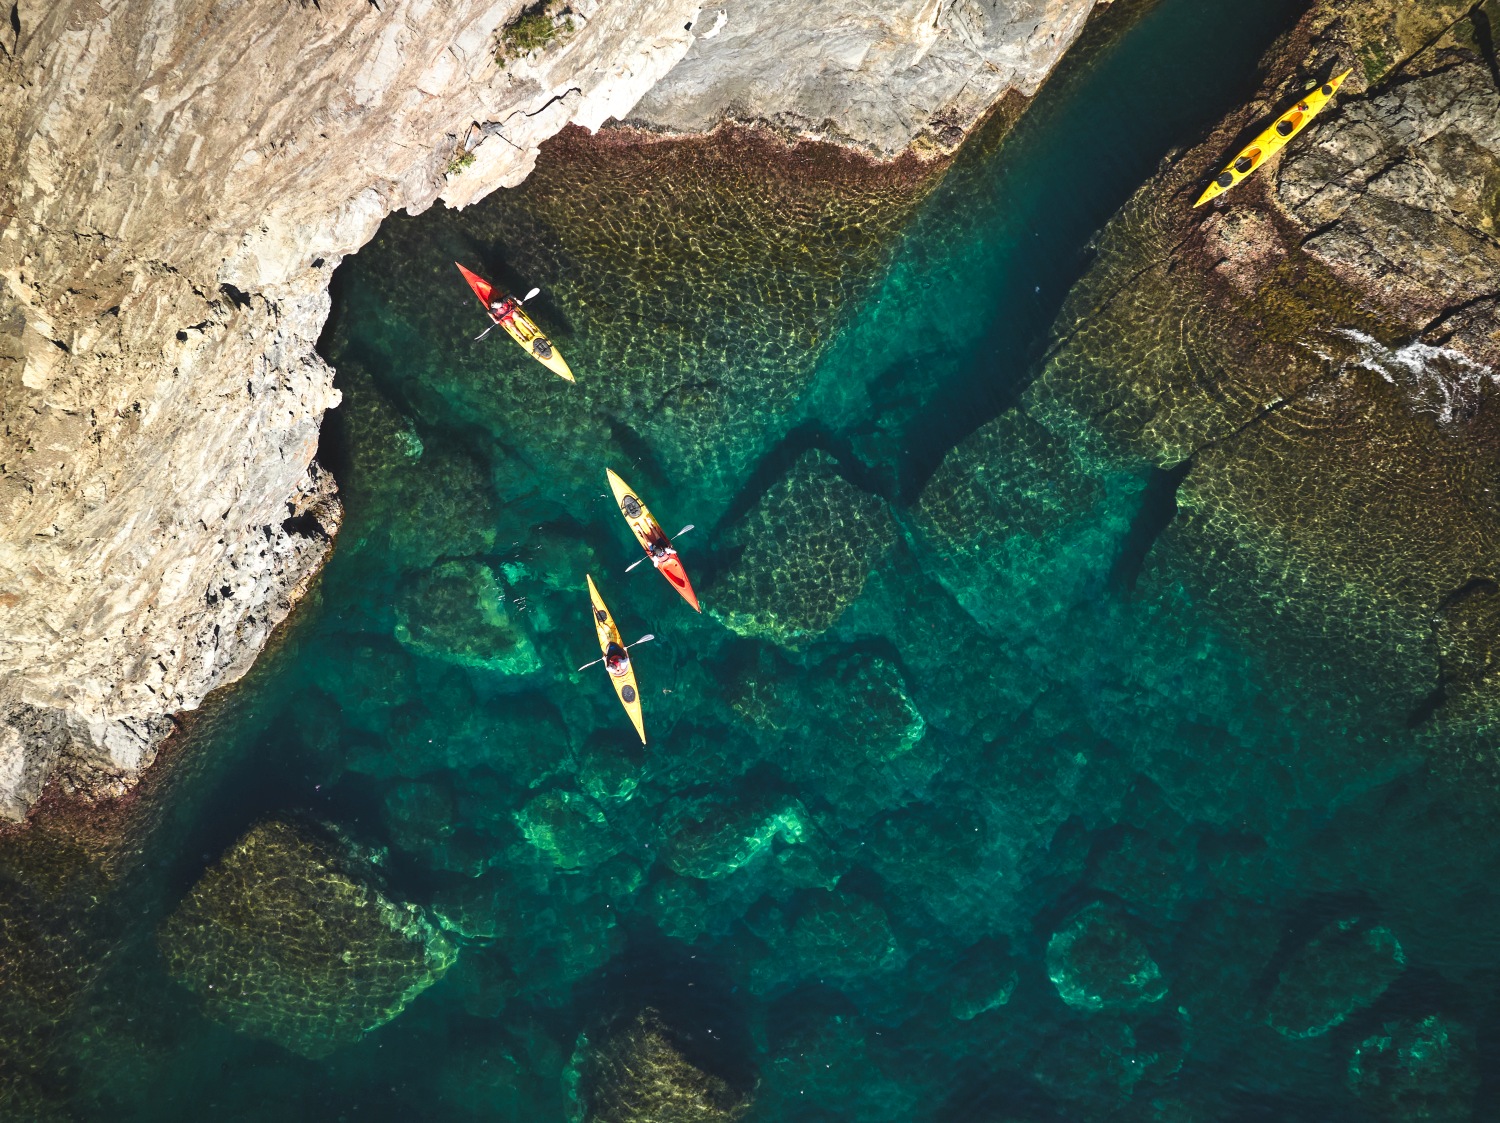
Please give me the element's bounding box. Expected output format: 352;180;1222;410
522;287;540;303
624;557;646;573
474;324;496;341
629;634;655;647
577;656;602;672
675;524;695;537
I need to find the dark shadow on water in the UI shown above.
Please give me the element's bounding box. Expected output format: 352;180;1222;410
1108;458;1193;593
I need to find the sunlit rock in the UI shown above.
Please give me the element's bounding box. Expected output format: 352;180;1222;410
514;790;622;870
711;451;896;643
662;795;808;880
1046;901;1167;1012
567;1007;755;1123
158;817;455;1058
394;560;542;675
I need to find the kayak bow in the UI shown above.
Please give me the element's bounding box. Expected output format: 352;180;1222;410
1195;69;1352;207
606;468;701;612
585;574;646;743
455;262;575;382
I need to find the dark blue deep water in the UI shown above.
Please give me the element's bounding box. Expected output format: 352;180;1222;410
17;0;1500;1119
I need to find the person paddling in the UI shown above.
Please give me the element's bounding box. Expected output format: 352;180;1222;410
489;294;519;322
604;642;630;677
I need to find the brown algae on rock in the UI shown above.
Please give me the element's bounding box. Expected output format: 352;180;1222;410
567;1007;755;1123
158;817;455;1058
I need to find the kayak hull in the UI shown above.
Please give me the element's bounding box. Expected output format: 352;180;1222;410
455;262;575;382
605;468;701;612
1195;69;1352;207
586;574;646;743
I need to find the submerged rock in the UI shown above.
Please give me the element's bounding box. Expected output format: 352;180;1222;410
1046;901;1167;1012
568;1007;754;1123
158;817;455;1058
711;451;897;643
514;790;622;870
662;796;808;880
1266;918;1405;1038
1348;1014;1478;1123
394;560;542;675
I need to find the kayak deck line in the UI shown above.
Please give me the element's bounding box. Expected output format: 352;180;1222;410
1194;68;1352;207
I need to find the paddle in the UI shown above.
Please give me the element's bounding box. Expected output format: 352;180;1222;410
625;525;695;572
474;287;542;341
576;634;655;672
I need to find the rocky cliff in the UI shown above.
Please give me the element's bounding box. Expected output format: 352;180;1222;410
1019;0;1500;755
0;0;1101;820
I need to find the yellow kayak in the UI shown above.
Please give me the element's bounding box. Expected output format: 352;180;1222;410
585;574;646;743
1195;69;1352;207
455;262;575;382
605;469;701;612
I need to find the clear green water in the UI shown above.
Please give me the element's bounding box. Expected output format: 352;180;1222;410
17;0;1500;1119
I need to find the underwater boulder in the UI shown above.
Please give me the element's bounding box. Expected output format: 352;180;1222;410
381;778;458;854
158;817;455;1058
662;795;808;881
432;869;512;943
1046;901;1167;1012
514;790;622;870
567;1007;755;1123
791;890;899;976
394;559;542;675
946;939;1020;1021
710;450;896;644
1347;1013;1478;1123
810;652;926;764
1266;917;1404;1039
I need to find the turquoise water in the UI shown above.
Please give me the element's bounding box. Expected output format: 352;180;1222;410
15;0;1500;1119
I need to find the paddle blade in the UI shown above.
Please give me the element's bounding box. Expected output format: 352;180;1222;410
630;634;655;647
675;524;695;537
522;287;540;303
624;557;646;573
474;324;495;342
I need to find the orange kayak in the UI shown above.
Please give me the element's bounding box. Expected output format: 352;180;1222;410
606;468;700;612
455;262;574;382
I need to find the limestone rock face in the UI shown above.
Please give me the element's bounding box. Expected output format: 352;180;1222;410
0;0;1098;820
158;817;456;1058
0;0;702;819
632;0;1102;155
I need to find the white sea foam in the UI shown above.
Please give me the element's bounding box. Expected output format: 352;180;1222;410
1336;328;1497;427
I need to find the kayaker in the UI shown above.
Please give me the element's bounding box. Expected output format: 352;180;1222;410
489;295;518;321
604;643;630;677
648;537;674;566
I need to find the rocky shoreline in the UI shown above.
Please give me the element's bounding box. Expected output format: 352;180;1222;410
0;0;1104;822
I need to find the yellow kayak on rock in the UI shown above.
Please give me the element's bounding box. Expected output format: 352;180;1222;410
455;262;575;382
1195;69;1352;207
585;574;646;743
